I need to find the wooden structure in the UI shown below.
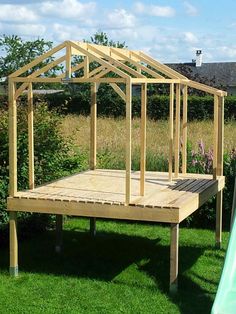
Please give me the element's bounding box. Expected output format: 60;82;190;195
7;41;226;292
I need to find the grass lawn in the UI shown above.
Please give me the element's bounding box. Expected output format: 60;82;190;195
0;218;229;314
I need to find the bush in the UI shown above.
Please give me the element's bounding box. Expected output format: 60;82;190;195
0;103;84;228
183;141;236;229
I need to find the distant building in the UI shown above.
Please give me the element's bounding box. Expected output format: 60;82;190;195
167;50;236;95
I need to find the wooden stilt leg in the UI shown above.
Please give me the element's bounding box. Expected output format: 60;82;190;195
170;223;179;293
216;191;223;249
9;211;18;276
55;215;63;253
90;218;96;236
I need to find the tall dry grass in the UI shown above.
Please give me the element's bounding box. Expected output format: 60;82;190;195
61;115;236;158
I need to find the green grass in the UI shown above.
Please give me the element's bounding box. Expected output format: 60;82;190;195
0;218;229;313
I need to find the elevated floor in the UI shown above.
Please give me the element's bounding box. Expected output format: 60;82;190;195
7;169;225;224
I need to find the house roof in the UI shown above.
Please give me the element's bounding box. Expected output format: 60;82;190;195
8;41;227;97
167;62;236;88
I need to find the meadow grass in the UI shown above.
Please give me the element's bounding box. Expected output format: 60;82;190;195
61;115;236;169
0;218;229;314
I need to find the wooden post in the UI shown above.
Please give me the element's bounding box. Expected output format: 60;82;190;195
182;85;188;174
9;79;17;196
125;80;132;205
9;212;18;276
55;215;63;253
170;223;179;293
84;56;89;78
140;83;147;196
28;83;34;189
90;218;96;236
215;96;224;249
90;82;97;170
66;42;71;79
174;84;180;178
213;95;219;180
9;79;18;276
169;83;174;181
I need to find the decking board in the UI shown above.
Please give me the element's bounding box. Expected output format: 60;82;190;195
7;169;225;223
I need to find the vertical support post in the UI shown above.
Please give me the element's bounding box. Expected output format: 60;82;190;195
125;79;132;205
90;218;96;237
9;79;17;196
9;212;18;276
169;83;174;181
28;83;34;189
66;42;71;79
182;85;188;174
140;83;147;196
213;95;219;180
9;79;18;276
90;82;97;170
170;223;179;293
55;215;63;253
215;96;224;249
174;84;180;178
84;56;89;78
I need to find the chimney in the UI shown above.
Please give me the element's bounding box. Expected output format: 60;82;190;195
196;50;202;67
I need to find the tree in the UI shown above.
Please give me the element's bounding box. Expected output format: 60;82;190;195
0;35;60;81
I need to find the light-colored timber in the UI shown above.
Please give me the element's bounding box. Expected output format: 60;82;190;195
7;40;227;291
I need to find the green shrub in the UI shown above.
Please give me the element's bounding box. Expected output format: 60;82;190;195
0;103;84;228
1;93;236;120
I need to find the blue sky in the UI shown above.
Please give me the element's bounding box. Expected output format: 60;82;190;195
0;0;236;63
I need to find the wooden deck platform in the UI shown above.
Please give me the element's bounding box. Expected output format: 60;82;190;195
7;169;225;224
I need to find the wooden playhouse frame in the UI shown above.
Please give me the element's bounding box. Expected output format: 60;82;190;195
7;41;226;292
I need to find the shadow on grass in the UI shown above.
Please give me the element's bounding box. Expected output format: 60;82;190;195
0;228;219;314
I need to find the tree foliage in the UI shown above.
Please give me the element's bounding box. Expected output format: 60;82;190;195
0;34;59;80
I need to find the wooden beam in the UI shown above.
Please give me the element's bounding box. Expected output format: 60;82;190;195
28;83;34;190
87;44;145;78
9;211;18;276
140;52;186;79
9;41;66;78
130;51;164;78
12;77;126;83
110;83;126;102
111;48;163;79
131;78;181;84
84;56;89;78
170;223;179;293
169;83;174;181
9;79;17;196
182;85;188;174
174;84;181;178
185;80;227;97
55;215;63;253
66;43;71;78
15;55;66;99
125;80;132;205
69;41;130;80
140;83;147;196
213;95;219;179
89;65;105;78
58;61;85;78
215;96;224;249
90;83;97;169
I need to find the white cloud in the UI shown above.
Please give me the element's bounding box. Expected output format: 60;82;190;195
0;4;38;22
134;2;175;17
183;2;198;16
51;23;92;42
183;32;198;44
106;9;136;29
218;46;236;58
40;0;96;20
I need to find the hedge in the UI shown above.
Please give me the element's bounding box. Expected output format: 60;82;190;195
0;92;236;120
